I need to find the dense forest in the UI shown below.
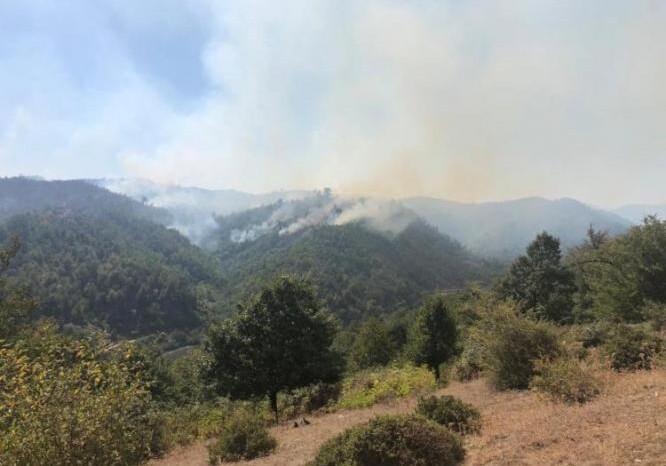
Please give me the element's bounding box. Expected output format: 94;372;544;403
209;200;499;323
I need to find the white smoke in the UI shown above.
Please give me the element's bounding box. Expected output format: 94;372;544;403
228;193;417;244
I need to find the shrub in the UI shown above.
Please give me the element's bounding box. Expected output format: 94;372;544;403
207;409;277;464
477;308;561;390
452;343;484;382
337;365;436;409
307;415;465;466
530;356;602;404
278;383;341;419
348;317;398;370
604;324;662;371
415;395;481;434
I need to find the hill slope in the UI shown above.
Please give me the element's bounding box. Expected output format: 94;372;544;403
209;199;497;322
403;196;631;259
0;178;223;336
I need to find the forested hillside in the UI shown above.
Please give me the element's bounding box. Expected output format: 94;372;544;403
210;201;498;323
403;196;631;259
0;178;223;336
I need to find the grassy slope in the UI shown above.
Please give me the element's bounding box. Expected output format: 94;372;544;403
150;368;665;466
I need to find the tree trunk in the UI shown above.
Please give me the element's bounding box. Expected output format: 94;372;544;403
433;364;440;381
269;391;279;425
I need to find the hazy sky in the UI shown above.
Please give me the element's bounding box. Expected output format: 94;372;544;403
0;0;664;206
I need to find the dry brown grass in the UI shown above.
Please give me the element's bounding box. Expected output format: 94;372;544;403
149;368;666;466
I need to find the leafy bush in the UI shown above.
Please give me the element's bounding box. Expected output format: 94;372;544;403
307;415;465;466
0;322;159;466
604;324;662;371
207;409;277;464
530;356;602;404
474;306;561;390
278;383;341;419
452;343;484;382
337;365;436;409
415;395;481;434
348;317;398;370
160;400;234;447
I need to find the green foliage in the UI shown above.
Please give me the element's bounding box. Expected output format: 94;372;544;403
212;202;495;323
0;321;160;466
451;343;484;382
406;294;458;379
307;414;465;466
530;356;602;404
0;236;36;340
470;303;562;390
570;217;666;322
0;208;223;337
604;324;662;371
497;232;576;323
207;409;277;464
337;365;436;409
277;383;341;419
348;317;398;370
415;395;481;434
206;275;343;422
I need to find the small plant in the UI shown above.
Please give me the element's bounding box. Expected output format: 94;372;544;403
207;409;276;464
277;383;341;419
452;343;484;382
337;364;436;409
604;324;662;371
415;395;481;434
307;414;465;466
530;356;602;404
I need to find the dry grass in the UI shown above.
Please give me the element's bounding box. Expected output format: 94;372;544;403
149;369;666;466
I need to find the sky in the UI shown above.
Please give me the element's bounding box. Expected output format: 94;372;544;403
0;0;664;207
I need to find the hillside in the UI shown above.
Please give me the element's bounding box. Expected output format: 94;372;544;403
151;369;666;466
0;178;223;336
403;196;631;259
0;177;169;223
209;199;497;322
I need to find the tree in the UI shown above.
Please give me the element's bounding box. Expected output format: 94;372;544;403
497;232;576;323
206;275;343;423
348;317;397;370
407;294;458;379
0;236;36;341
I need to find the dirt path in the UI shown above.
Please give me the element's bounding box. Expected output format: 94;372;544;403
150;369;666;466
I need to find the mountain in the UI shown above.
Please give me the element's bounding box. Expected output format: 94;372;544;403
0;177;169;223
0;178;223;336
613;204;666;224
403;196;632;260
95;178;311;244
208;197;499;322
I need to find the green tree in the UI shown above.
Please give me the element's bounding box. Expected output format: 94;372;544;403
407;294;458;380
206;275;343;423
497;232;576;323
348;317;397;370
0;236;36;340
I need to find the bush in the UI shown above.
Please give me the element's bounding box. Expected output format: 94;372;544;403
278;383;341;419
337;365;436;409
530;356;602;404
477;308;561;390
452;343;484;382
604;324;662;371
415;395;481;434
307;415;465;466
207;409;276;464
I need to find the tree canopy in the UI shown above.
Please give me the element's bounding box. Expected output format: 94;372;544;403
205;275;343;423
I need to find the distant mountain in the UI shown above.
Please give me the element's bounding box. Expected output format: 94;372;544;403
208;197;498;322
0;177;223;336
94;178;311;244
0;177;169;223
613;204;666;224
402;196;632;260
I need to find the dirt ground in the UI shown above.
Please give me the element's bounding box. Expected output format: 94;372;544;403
150;369;666;466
